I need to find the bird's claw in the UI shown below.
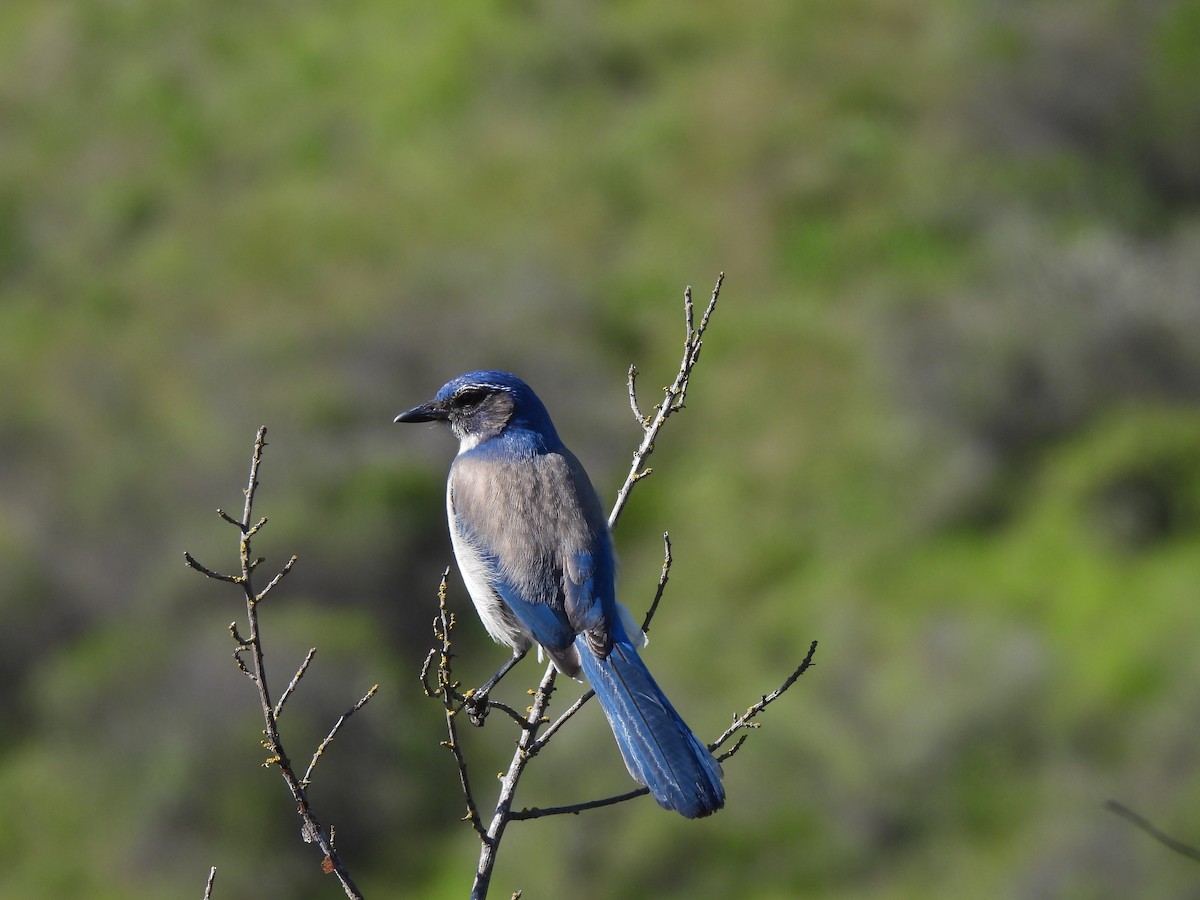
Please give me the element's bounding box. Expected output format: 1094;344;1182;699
464;689;490;726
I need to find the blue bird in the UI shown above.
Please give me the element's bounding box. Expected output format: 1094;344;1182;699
395;370;724;818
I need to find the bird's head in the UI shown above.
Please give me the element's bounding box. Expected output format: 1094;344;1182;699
394;370;560;451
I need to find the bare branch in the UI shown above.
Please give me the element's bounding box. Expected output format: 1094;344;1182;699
186;426;365;899
301;684;380;788
684;284;695;337
712;640;819;753
510;786;649;821
203;866;216;900
640;532;673;634
183;551;240;584
626;365;647;425
231;657;254;685
610;272;724;530
274;648;317;720
1105;799;1200;863
419;647;440;697
530;688;595;753
254;554;297;604
217;508;243;529
474;697;531;729
428;571;487;837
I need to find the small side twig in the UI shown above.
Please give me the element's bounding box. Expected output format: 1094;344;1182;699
641;532;673;635
1105;799;1200;863
183;552;240;584
255;555;297;604
712;640;820;758
610;273;723;531
427;570;487;837
530;688;594;753
274;648;317;720
510;786;649;821
203;866;217;900
302;684;380;788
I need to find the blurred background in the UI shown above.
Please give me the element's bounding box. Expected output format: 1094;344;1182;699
3;0;1200;896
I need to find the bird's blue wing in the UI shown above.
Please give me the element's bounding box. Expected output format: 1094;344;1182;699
558;449;618;637
563;546;610;636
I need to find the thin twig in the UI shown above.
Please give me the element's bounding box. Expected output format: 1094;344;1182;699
712;640;819;753
228;623;255;682
429;571;487;837
301;684;380;787
217;509;242;529
510;786;649;820
203;866;217;900
477;698;531;728
1105;799;1200;863
184;552;240;584
641;532;673;635
626;366;647;425
254;555;297;603
274;648;317;720
530;688;595;753
609;273;723;531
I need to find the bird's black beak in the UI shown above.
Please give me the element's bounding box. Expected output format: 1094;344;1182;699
394;401;448;424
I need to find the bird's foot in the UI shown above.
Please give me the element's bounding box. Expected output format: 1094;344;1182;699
463;688;490;727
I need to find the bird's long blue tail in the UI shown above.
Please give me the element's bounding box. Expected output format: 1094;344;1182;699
576;634;725;818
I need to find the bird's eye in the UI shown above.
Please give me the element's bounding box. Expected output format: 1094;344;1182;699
454;386;489;407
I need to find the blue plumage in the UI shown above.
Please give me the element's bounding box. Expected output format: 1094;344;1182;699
396;370;724;818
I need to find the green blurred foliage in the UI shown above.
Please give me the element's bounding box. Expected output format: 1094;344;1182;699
2;0;1200;896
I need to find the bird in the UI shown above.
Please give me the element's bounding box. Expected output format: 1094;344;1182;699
395;370;724;818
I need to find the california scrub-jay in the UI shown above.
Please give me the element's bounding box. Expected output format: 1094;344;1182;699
395;370;724;818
